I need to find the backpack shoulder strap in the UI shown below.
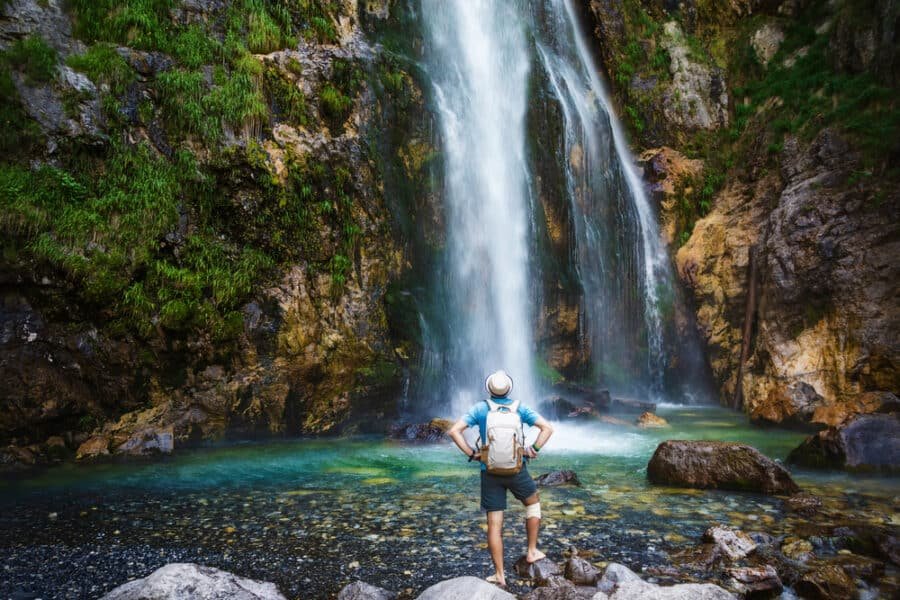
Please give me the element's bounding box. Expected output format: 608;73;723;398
486;399;500;412
508;400;521;413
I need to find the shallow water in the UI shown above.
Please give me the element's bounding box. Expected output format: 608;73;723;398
2;406;898;599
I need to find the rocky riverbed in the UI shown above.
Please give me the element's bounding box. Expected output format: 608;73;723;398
2;406;898;598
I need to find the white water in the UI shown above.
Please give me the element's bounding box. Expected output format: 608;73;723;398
421;0;538;415
419;0;676;412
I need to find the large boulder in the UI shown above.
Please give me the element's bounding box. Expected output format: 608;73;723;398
647;440;800;494
794;564;856;600
788;413;900;472
415;576;515;600
595;563;737;599
99;563;286;600
338;581;397;600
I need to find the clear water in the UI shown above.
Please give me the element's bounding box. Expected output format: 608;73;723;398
3;406;897;598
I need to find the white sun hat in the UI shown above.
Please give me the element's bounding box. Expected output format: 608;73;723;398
485;370;513;397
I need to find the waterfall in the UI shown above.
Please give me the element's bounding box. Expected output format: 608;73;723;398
421;0;538;415
533;0;671;397
417;0;674;412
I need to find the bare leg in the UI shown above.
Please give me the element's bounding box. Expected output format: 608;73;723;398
486;510;506;586
523;493;545;562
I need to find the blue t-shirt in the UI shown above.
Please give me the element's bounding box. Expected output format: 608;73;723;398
463;396;540;470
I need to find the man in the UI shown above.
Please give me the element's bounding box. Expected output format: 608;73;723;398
447;370;555;588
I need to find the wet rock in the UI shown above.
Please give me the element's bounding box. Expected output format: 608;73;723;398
646;440;800;494
635;412;669;428
829;553;885;581
784;492;822;516
414;576;515;600
703;526;757;561
338;581;397;600
811;391;899;427
388;419;450;442
638;147;705;247
564;556;601;585
596;562;736;599
76;435;110;460
515;556;561;584
725;565;782;598
609;397;655;413
99;563;287;599
794;564;856;600
116;426;174;456
788;413;900;472
781;538;815;562
750;381;825;428
520;577;584;600
534;470;581;487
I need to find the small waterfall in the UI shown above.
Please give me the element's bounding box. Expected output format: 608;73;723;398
420;0;538;414
533;0;672;397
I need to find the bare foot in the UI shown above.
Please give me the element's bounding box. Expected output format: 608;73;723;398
526;549;546;563
486;573;507;588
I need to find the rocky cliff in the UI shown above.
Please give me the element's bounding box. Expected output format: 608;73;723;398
0;0;428;466
587;0;899;426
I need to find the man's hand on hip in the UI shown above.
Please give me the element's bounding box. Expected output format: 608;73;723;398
524;446;538;459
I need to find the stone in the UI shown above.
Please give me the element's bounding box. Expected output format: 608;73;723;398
829;553;885;581
811;391;898;427
99;563;287;599
596;562;736;599
788;413;900;472
703;525;757;561
751;23;785;66
564;556;602;586
534;470;581;487
784;492;822;516
635;412;669;428
338;581;397;600
514;556;562;584
115;426;175;456
646;440;800;494
414;576;515;600
794;564;856;600
76;435;110;460
725;565;782;598
781;538;815;562
388;420;448;442
520;578;581;600
750;382;825;427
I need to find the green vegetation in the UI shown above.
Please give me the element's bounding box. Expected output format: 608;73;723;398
534;356;564;385
5;35;58;84
66;43;134;95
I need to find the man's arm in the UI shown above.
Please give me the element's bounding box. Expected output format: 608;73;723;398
448;419;478;459
524;416;554;458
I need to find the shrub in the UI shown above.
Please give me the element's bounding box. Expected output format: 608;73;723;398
5;35;58;84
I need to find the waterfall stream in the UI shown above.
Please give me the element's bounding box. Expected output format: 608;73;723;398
419;0;675;411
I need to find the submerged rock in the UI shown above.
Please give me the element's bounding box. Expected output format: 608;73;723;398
646;440;800;494
338;581;397;600
784;492;822;516
534;470;581;487
635;412;669;428
99;563;286;599
794;564;856;600
788;413;900;472
414;576;515;600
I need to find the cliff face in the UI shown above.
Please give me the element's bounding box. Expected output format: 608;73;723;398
0;0;423;465
587;0;899;425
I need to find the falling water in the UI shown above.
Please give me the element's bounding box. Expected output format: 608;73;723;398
418;0;675;412
534;0;672;397
421;0;538;415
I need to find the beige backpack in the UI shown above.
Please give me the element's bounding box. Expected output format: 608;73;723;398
481;399;525;475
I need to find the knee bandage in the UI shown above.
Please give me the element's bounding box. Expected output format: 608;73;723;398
525;502;542;520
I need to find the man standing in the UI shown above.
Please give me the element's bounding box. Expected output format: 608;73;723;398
447;370;555;588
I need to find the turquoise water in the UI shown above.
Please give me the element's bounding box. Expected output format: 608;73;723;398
2;406;898;599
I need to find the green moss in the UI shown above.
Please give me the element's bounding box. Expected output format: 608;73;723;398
5;35;58;84
167;24;219;69
66;43;134;95
534;356;564;385
264;67;309;125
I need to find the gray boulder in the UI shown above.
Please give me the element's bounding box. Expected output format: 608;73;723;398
788;413;900;472
100;563;286;600
338;581;397;600
647;440;800;494
564;556;602;585
594;563;736;600
515;556;562;584
415;576;515;600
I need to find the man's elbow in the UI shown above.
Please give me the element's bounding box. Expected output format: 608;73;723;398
541;422;554;435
